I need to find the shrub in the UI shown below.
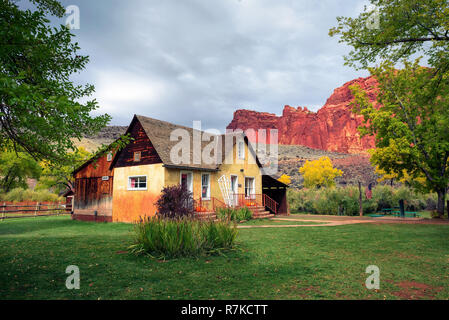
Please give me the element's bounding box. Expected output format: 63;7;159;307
372;185;396;211
237;207;253;221
129;217;238;259
0;188;62;202
216;207;253;222
155;185;194;219
287;185;438;216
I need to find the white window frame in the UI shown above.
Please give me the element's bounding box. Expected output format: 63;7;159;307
244;176;256;199
106;152;113;162
238;141;245;160
201;173;211;200
128;175;147;191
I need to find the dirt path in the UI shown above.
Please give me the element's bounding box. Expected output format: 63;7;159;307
237;215;449;229
237;218;374;229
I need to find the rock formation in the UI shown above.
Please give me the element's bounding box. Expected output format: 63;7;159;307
226;76;378;154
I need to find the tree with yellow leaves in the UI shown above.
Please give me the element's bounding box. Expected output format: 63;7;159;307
299;157;343;188
376;166;427;187
277;174;291;185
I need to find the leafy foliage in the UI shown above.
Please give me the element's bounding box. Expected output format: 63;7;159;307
351;61;449;215
216;207;253;222
0;187;62;202
0;0;110;163
329;0;449;70
288;185;437;216
129;217;238;259
299;156;343;188
36;147;91;194
277;174;292;185
155;185;194;219
0;149;41;193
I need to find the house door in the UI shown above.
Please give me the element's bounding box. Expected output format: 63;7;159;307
245;177;255;199
230;175;238;206
181;172;193;209
181;172;193;193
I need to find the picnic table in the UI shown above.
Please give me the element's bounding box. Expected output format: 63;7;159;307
380;207;421;218
381;207;400;215
391;210;421;218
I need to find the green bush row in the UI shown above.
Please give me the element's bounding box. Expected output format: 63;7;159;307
129;217;238;259
0;188;63;203
288;185;438;216
216;207;253;222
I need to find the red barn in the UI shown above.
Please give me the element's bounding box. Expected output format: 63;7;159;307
72;152;115;222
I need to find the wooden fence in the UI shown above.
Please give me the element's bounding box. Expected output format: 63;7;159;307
0;201;70;220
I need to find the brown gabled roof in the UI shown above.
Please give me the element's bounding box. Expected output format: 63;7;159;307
136;115;230;171
108;114;263;172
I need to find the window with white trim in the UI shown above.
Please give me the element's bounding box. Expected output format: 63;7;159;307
128;176;147;190
133;151;141;162
201;173;210;200
238;141;245;160
107;152;113;162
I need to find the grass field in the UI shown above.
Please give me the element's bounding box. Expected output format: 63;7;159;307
0;216;448;300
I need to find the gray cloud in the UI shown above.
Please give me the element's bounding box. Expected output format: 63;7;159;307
55;0;371;130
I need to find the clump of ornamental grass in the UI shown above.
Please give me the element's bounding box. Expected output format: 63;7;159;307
128;216;238;259
216;207;253;222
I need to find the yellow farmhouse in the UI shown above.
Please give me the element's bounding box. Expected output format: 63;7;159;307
72;115;288;223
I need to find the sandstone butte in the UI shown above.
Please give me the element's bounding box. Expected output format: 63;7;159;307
226;76;379;154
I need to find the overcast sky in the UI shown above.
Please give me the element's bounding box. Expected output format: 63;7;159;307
53;0;371;130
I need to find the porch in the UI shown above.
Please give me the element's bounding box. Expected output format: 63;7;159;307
193;193;278;220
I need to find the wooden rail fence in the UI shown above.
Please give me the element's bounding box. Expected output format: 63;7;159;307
0;201;69;220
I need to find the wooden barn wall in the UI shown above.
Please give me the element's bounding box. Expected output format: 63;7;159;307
114;120;162;168
75;154;113;179
74;177;113;215
74;153;114;216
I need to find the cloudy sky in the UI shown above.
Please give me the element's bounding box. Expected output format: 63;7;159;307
53;0;371;130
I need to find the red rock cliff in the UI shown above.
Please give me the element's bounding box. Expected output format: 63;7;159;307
226;76;378;154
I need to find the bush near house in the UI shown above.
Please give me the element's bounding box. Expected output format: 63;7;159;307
216;207;253;222
129;217;238;259
155;185;194;219
288;185;438;216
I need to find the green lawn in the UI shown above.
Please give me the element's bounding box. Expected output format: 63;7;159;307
1;216;448;300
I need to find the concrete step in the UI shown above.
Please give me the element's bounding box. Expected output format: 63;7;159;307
252;211;274;218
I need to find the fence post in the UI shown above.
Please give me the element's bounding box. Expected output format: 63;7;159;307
35;202;40;218
2;202;5;221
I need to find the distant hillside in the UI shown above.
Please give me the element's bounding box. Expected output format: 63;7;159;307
79;126;374;188
72;126;127;152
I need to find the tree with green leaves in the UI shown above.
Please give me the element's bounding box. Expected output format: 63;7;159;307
329;0;449;71
330;0;449;218
36;147;91;194
0;0;110;163
0;149;41;193
351;61;449;217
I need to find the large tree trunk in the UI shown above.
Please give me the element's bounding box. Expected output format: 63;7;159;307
358;181;363;217
436;189;446;218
